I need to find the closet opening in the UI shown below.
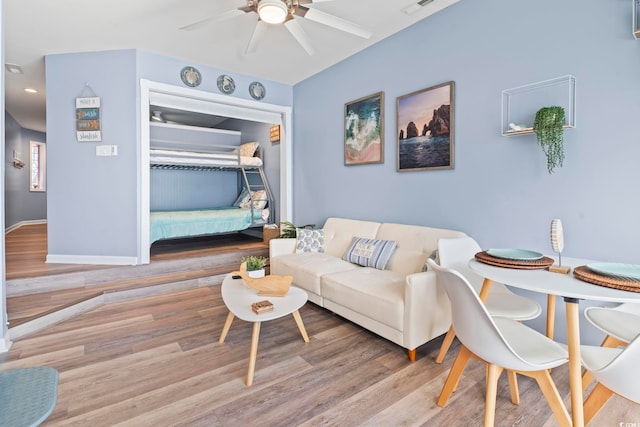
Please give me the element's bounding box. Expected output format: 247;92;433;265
138;80;292;265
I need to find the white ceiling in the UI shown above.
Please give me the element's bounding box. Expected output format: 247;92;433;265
5;0;459;133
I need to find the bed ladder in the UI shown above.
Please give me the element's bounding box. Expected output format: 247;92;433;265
240;167;275;222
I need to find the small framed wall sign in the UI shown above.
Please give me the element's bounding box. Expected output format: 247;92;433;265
76;96;102;142
270;125;281;143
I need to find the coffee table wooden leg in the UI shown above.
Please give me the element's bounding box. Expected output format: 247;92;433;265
219;311;235;343
292;310;310;343
246;322;261;386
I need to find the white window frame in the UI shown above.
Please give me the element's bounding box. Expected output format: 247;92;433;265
29;141;46;192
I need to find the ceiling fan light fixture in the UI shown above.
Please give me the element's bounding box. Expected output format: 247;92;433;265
257;0;288;24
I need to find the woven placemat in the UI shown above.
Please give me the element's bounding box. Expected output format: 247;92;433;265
475;251;555;270
573;266;640;293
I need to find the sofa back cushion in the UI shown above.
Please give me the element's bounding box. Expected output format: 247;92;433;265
323;218;381;258
376;223;466;275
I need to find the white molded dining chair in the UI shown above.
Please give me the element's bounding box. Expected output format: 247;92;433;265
581;303;640;391
581;333;640;424
434;236;543;363
428;259;571;427
584;303;640;346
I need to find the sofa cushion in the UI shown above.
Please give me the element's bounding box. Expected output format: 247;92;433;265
342;237;397;270
323;218;381;258
376;223;466;275
270;253;358;296
295;228;324;253
321;268;405;331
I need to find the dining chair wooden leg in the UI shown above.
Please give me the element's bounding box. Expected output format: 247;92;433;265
582;334;626;392
437;345;473;407
485;364;502;427
507;370;520;405
546;294;556;339
435;326;456;363
529;369;571;427
583;382;615;425
582;371;595;393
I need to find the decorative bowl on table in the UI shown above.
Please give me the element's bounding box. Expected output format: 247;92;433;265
233;263;293;297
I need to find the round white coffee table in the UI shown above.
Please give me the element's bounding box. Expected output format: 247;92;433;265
219;273;309;386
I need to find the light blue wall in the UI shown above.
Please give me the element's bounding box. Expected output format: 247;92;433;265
293;0;640;263
4;112;47;228
292;0;640;343
45;49;293;260
136;51;293;107
46;50;139;258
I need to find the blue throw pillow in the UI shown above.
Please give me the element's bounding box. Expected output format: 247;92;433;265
342;237;397;270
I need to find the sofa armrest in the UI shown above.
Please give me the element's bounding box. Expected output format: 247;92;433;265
269;238;297;258
403;271;452;351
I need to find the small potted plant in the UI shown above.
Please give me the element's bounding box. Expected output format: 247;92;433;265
241;255;268;278
278;221;315;238
533;106;566;174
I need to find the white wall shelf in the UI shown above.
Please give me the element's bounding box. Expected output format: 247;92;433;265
501;75;576;137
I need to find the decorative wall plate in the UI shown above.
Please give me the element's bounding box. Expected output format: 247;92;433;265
180;66;202;87
249;81;266;100
217;75;235;94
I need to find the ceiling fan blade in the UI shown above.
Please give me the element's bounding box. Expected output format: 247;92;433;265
179;8;246;31
246;20;267;54
295;5;372;39
284;19;315;55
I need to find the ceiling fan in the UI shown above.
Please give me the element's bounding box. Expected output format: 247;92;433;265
180;0;373;56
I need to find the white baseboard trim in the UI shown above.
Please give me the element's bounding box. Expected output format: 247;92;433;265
46;254;138;266
0;335;13;353
5;219;47;234
9;295;105;341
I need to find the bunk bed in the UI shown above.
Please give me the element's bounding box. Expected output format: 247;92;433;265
149;123;274;245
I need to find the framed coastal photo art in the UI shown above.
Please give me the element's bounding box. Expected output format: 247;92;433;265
396;81;455;172
344;91;384;165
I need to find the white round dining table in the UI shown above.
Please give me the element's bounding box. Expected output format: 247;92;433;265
469;257;640;427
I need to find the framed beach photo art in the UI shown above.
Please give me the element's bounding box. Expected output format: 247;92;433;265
344;91;384;165
396;81;455;172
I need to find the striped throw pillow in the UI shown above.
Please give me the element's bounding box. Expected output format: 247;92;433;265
342;237;397;270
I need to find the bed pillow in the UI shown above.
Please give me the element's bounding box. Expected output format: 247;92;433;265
239;142;260;157
232;189;251;207
251;190;268;210
295;228;325;253
342;237;397;270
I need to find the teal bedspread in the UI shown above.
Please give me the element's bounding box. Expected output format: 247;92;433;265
150;207;258;243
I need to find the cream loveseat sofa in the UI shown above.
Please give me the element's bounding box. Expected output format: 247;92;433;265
270;217;466;361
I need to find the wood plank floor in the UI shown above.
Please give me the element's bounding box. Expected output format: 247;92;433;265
1;285;637;426
5;223;267;280
3;224;638;425
5;223;269;329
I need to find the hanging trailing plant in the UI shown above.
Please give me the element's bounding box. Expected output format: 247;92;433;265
533;106;565;174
